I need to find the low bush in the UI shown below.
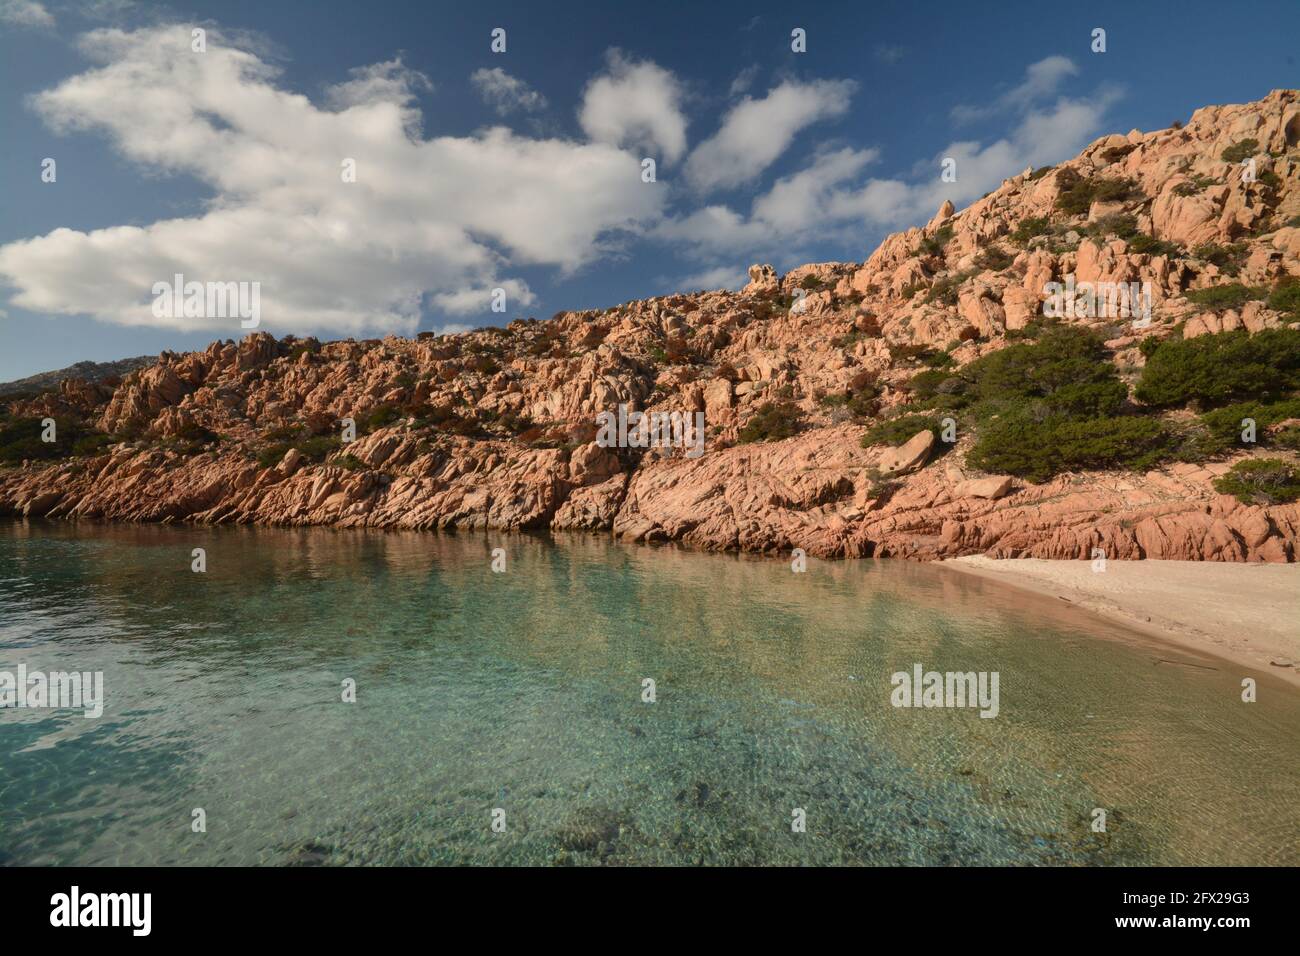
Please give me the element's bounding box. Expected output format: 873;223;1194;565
1213;458;1300;506
1009;216;1053;246
967;414;1171;482
919;224;954;257
1055;173;1138;216
1192;242;1248;276
0;416;108;464
1267;276;1300;319
737;402;802;443
1086;213;1139;240
1183;283;1266;311
974;245;1015;272
1127;234;1181;257
1135;328;1300;407
860;414;941;448
1220;139;1259;164
1197;397;1300;452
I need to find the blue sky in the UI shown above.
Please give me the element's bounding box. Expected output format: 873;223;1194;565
0;0;1297;381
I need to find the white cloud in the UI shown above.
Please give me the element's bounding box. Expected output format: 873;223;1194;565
430;279;535;316
675;265;747;291
684;78;856;192
873;45;905;65
0;26;663;335
470;67;547;116
0;0;54;28
728;65;759;97
579;49;687;163
657;83;1120;259
952;55;1079;125
327;59;432;111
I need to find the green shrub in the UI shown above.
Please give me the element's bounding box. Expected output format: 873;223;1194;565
1213;458;1300;505
1135;328;1300;407
1172;174;1218;197
960;325;1118;407
924;270;974;306
71;432;117;457
1267;276;1300;318
798;274;825;290
1193;243;1248;276
1220;139;1259;164
967;414;1171;482
861;414;941;448
907;369;955;402
974;245;1015;272
1138;335;1163;358
1183;283;1266;311
1198;397;1300;452
737;402;802;443
1009;216;1052;246
1028;165;1054;181
257;433;341;468
0;416;108;464
820;388;879;420
1127;234;1180;257
1086;213;1139;239
362;404;403;433
919;224;954;257
1055;174;1137;216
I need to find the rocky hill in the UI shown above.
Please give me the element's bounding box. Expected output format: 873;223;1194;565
0;356;155;398
3;90;1300;561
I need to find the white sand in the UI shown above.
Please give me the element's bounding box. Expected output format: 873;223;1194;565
943;557;1300;685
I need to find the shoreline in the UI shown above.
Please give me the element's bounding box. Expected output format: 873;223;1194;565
941;556;1300;687
7;514;1299;686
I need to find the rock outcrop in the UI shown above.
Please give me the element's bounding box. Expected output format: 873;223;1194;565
3;91;1300;562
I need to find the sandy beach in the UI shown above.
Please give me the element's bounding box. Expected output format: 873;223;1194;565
943;557;1300;686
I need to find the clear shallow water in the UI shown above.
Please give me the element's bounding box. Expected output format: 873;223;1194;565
0;519;1296;867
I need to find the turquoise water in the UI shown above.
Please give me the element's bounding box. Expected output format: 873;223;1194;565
1;519;1296;866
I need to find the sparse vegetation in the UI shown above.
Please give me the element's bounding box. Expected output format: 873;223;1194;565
1009;216;1053;246
919;224;954;257
1054;172;1139;216
1220;139;1259;164
1193;242;1249;276
0;416;110;464
1213;458;1300;506
1183;283;1266;311
861;414;942;448
737;402;802;443
974;245;1014;272
1127;234;1181;257
1172;174;1218;197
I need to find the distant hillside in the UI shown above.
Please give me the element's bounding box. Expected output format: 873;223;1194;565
0;356;156;398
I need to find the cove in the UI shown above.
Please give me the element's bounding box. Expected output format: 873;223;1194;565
0;519;1297;866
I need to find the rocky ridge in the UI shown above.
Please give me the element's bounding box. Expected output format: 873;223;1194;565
4;91;1300;562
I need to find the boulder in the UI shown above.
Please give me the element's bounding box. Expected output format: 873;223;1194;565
877;430;935;477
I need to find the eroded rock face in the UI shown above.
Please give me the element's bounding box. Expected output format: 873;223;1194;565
3;91;1299;562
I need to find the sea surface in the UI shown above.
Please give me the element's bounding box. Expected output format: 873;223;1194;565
1;519;1296;866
